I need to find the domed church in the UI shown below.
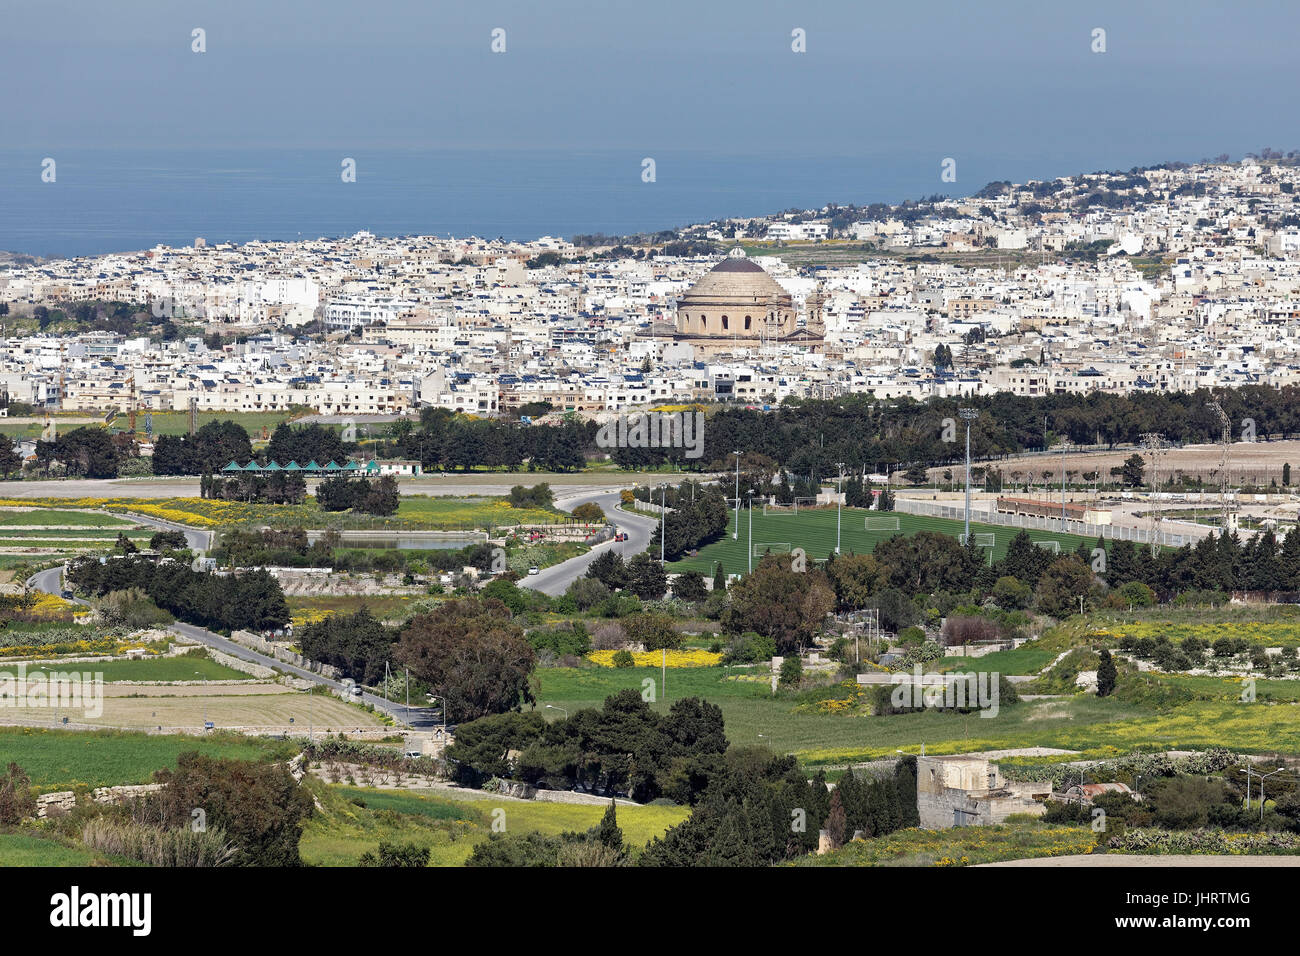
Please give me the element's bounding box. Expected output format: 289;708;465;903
673;249;824;357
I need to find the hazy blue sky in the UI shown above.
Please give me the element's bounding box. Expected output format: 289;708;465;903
3;0;1295;164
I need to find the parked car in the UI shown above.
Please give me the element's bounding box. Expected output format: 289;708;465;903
528;566;540;575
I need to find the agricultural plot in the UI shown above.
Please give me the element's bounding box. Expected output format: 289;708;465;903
0;726;297;788
0;494;560;532
299;784;689;866
671;507;1099;576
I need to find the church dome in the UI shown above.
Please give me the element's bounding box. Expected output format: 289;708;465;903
678;253;791;306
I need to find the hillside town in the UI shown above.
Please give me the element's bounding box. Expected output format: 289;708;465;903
5;155;1300;421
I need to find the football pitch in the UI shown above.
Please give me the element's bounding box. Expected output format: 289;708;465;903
667;506;1102;576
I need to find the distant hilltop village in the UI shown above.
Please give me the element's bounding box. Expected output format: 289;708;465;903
4;154;1300;419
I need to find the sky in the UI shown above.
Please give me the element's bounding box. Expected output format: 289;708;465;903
2;0;1295;164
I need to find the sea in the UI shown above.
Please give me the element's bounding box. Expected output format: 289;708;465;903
0;147;1105;260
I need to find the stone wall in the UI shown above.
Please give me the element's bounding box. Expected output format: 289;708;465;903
230;630;340;679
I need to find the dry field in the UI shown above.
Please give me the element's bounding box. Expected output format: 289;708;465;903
970;440;1300;485
0;682;385;733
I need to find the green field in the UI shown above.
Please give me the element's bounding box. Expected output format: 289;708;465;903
0;833;109;867
300;783;689;866
794;820;1098;866
534;665;1145;765
669;506;1100;576
0;727;297;788
0;510;136;528
19;655;250;683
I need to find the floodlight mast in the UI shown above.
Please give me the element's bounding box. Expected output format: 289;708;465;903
959;408;978;543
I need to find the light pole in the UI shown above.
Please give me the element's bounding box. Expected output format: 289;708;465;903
660;482;667;564
746;489;758;573
429;694;447;735
1259;767;1285;820
835;461;845;554
959;408;978;544
733;451;741;540
545;704;568;719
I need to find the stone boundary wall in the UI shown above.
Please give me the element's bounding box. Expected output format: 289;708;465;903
230;630;340;679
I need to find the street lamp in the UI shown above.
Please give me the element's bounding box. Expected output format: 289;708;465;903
733;451;741;540
959;408;979;544
747;488;757;573
660;482;667;564
428;694;447;736
545;704;568;719
1259;767;1285;820
835;461;845;554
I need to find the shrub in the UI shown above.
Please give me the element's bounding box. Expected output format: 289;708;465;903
81;817;236;867
612;649;635;668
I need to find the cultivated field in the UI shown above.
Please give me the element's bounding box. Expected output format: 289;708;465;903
0;683;386;733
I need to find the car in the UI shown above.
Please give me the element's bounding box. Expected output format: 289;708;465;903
60;589;74;600
528;566;540;575
350;685;362;697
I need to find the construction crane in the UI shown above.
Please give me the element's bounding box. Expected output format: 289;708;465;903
1140;432;1165;558
1205;397;1235;533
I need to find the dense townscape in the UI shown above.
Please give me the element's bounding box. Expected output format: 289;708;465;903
6;155;1300;421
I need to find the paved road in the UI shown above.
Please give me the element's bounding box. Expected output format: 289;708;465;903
26;568;437;731
520;490;659;597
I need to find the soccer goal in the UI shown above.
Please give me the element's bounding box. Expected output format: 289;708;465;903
1034;540;1061;554
959;532;996;548
764;501;797;516
793;497;820;513
865;515;901;532
752;542;792;558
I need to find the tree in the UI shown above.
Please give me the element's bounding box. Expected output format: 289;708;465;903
712;562;727;593
358;841;431;867
672;569;708;602
149;530;188;551
297;607;395;685
826;553;886;611
571;502;606;523
623;612;681;651
596;800;624;853
779;655;803;688
587;550;628;590
625;551;668;600
395;597;536;722
0;436;23;478
1034;556;1100;618
0;763;36;824
823;788;847;849
1096;649;1118;697
1115;453;1146;488
150;752;314;866
722;554;834;654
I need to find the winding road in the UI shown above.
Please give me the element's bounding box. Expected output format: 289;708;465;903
519;490;660;597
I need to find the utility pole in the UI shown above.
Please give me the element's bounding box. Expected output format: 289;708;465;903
959;408;978;544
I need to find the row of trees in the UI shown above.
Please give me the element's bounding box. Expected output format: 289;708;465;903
200;471;307;504
447;690;728;803
315;475;400;515
68;556;290;633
